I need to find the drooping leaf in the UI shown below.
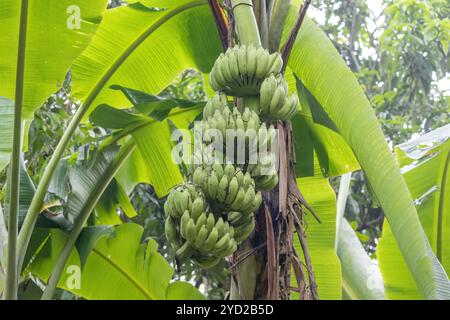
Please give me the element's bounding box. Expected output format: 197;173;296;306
111;85;206;120
338;219;385;300
0;0;108;118
285;7;450;298
378;125;450;299
71;0;221;117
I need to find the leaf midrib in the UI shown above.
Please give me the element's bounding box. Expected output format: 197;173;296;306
92;247;154;300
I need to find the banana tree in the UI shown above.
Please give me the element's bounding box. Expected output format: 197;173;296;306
1;0;449;300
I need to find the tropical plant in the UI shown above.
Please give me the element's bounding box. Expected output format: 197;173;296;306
0;0;449;300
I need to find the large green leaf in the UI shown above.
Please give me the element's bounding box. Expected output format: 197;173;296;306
338;219;385;300
285;7;450;298
71;0;221;116
378;125;450;299
0;97;14;172
292;158;342;300
28;223;203;300
0;0;108;118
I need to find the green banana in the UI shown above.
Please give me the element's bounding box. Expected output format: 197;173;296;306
225;177;239;204
194;225;209;248
207;174;219;199
180;210;190;239
185;218;197;244
202;228;219;252
217;175;228;202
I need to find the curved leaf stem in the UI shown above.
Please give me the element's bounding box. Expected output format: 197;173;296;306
41;141;136;300
16;0;207;274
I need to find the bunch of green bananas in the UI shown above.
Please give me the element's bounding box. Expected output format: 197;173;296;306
191;162;262;213
164;183;256;268
246;153;279;191
209;45;283;96
164;183;206;219
202;93;229;120
260;74;300;121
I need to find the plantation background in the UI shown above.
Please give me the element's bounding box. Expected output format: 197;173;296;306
0;0;449;299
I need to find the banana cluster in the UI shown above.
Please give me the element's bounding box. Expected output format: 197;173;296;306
260;74;300;121
192;162;262;214
202;93;229;120
209;45;283;97
164;183;257;268
164;183;206;219
246;153;279;191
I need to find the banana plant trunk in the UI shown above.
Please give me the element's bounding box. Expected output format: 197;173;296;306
228;0;316;300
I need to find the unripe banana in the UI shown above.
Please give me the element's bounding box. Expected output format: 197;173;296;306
180;210;190;239
234;217;255;243
217;175;228;202
231;188;246;210
255;48;269;79
228;48;240;83
243;172;253;190
240;187;256;212
165;217;180;248
175;242;194;262
214;233;230;253
225;177;239;204
215;217;226;237
220;56;234;84
246;45;257;80
194;255;222;269
202;228;219;252
195;213;207;233
191;198;204;221
268;53;284;75
186;218;197;244
224;163;235;180
207;174;219;199
237;45;248;78
194;225;209;248
269;86;286;114
193;167;205;188
228;211;244;224
206;213;215;233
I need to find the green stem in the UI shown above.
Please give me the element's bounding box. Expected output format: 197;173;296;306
16;0;207;273
4;0;29;301
230;0;262;47
41;141;136;300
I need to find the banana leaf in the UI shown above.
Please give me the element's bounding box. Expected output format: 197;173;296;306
0;0;108;119
378;124;450;299
285;6;450;298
